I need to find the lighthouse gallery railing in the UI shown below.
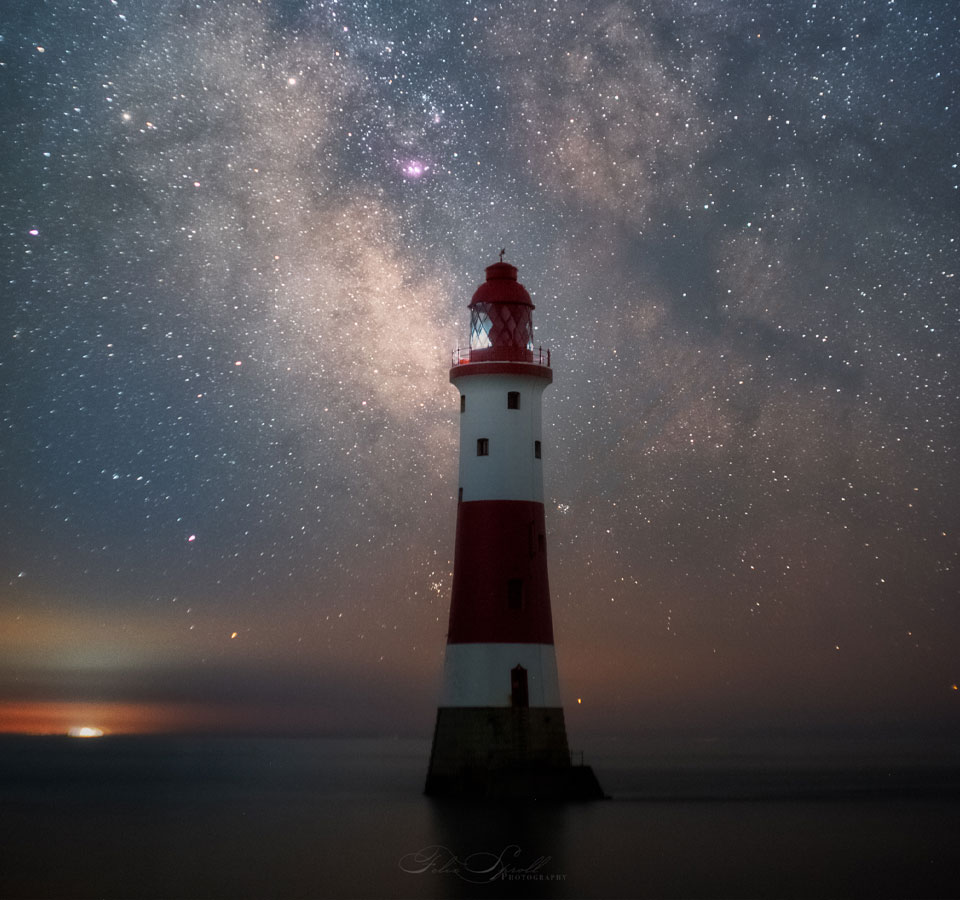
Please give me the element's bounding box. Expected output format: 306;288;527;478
451;346;551;367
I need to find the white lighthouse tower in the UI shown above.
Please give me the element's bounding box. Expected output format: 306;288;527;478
425;257;603;799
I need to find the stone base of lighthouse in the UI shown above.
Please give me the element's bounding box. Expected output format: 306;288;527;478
425;707;605;800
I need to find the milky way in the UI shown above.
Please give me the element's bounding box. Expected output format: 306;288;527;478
1;0;957;737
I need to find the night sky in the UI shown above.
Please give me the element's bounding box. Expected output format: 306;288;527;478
2;0;957;741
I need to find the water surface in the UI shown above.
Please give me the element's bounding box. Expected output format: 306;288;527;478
1;735;957;898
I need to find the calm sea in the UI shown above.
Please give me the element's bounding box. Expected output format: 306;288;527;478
1;734;958;899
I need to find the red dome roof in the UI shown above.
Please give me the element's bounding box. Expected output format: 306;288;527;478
470;261;534;307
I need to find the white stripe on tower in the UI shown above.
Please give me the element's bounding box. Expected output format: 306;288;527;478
439;643;561;707
457;373;547;503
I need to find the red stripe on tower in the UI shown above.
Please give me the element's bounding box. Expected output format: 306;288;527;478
447;500;554;645
425;258;604;800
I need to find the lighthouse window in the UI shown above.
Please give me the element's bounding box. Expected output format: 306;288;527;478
477;438;489;456
511;665;529;708
507;391;520;409
460;395;466;413
469;305;493;350
534;440;542;459
507;578;523;610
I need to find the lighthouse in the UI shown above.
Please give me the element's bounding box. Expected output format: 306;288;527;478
425;257;603;800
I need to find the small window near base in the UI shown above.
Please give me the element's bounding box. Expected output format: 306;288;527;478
507;391;520;409
534;440;542;459
458;487;463;502
511;665;529;708
477;438;489;456
460;395;465;413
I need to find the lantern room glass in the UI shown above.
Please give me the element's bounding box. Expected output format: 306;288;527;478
469;301;535;357
469;304;493;350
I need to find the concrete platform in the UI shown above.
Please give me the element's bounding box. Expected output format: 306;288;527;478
425;707;606;800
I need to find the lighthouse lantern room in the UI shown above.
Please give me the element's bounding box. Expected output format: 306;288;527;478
425;258;604;800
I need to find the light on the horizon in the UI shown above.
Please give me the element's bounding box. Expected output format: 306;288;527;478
67;726;104;738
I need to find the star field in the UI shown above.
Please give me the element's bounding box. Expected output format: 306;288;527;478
1;0;957;737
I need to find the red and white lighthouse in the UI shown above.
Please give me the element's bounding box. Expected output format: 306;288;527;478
425;258;603;799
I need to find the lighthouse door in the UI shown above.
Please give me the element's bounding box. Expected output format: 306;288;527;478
510;665;529;708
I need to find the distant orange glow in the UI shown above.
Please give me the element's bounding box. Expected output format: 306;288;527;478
0;699;378;736
67;726;105;738
0;701;218;735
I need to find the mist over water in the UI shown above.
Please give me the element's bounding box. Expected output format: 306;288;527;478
2;734;958;899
